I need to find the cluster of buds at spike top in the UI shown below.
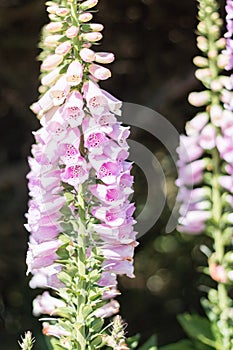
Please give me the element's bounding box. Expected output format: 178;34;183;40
26;0;137;346
223;0;233;71
176;0;233;237
31;0;115;116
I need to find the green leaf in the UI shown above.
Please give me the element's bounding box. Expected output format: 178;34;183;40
90;335;103;348
55;306;74;318
56;243;70;260
59;205;72;216
126;334;140;349
58;271;72;285
177;314;216;348
49;338;68;350
159;339;195;350
89;317;104;333
138;335;157;350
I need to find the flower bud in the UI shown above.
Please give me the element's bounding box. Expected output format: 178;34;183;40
85;23;104;31
188;91;210;107
209;263;227;283
197;36;208;52
47;5;59;14
210;105;223;126
66;25;79;38
46;22;63;33
216;37;226;49
80;48;95;62
199;124;216;150
217;53;230;69
185;112;208;136
197;22;206;34
195;68;211;82
80;0;98;11
89;64;111;80
48;13;57;21
80;32;102;42
55;41;72;55
41;68;60;86
95;52;115;64
208;49;218;59
193;56;208;68
210;79;222;92
41;54;63;71
79;12;93;23
44;35;62;47
55;7;69;17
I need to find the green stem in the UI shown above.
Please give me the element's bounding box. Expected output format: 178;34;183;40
73;185;87;350
211;136;230;350
198;1;232;348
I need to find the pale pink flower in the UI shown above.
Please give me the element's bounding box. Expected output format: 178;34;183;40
42;323;70;338
94;300;119;318
33;291;65;316
66;61;83;86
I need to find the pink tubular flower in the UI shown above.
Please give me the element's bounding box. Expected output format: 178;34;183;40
94;300;120;318
42;323;70;338
33;291;65;316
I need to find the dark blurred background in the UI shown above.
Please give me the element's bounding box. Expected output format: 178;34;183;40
0;0;212;348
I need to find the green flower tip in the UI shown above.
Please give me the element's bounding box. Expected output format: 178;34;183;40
18;331;35;350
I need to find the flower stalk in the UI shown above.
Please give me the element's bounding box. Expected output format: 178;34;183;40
176;0;233;348
25;0;136;348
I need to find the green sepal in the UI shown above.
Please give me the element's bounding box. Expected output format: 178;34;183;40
58;271;73;285
126;333;140;349
138;335;157;350
56;244;70;260
159;339;195;350
89;317;104;334
55;306;74;318
81;24;94;32
82;305;93;319
177;314;216;348
60;221;74;233
60;205;72;217
49;338;68;350
90;335;103;348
